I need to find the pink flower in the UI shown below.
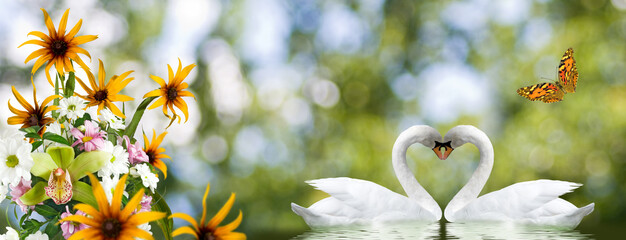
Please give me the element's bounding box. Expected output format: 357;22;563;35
120;135;148;165
60;205;88;239
139;195;152;213
10;178;36;212
71;120;106;152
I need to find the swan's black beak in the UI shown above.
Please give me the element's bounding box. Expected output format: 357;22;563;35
433;141;453;160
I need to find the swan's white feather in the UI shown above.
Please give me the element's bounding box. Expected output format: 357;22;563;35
292;177;438;228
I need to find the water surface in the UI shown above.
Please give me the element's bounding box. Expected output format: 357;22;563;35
292;221;594;240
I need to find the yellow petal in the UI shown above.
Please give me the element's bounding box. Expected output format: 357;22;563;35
19;39;48;49
125;211;166;226
65;19;83;40
57;9;70;38
31;54;53;74
152;159;168;179
207;193;236;230
71;35;98;45
173;98;190;123
217;232;247;240
110;174;129;218
200;183;211;226
11;86;34;112
175;63;197;85
170;213;199;231
25;31;51;43
119;228;154;240
147;97;167;110
149;75;167;87
87;173;110;217
106;101;126;119
172;226;199;238
41;8;57;39
120;188;145;220
68;46;91;59
68;227;101;240
59;214;100;227
73;203;103;222
108;94;134;102
214;211;243;235
143;89;163;99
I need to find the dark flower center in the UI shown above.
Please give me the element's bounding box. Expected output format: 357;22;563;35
101;218;122;238
200;231;216;240
167;87;178;101
51;40;68;56
28;114;40;127
147;151;156;164
94;90;108;101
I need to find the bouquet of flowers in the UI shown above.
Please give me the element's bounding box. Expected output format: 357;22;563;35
0;8;245;240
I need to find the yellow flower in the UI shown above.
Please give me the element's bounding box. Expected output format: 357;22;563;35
143;59;196;126
7;80;61;137
170;183;246;240
59;173;166;240
143;130;171;179
75;59;134;118
19;8;97;86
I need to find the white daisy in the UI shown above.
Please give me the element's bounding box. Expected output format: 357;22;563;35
131;164;158;193
97;141;130;178
0;128;26;141
98;108;125;130
0;184;7;204
24;231;48;240
59;96;86;121
0;138;33;186
0;227;19;240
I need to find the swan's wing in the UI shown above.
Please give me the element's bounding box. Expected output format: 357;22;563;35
306;177;437;220
458;180;582;220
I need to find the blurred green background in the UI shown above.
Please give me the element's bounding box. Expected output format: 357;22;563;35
1;0;625;239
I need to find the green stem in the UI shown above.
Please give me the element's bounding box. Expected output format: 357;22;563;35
123;96;157;138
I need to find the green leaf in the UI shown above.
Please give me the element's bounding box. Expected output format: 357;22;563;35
72;181;97;208
35;205;59;219
74;113;92;127
25;132;41;139
46;146;75;169
124;96;157;138
23;219;43;233
151;191;173;240
31;141;43;152
30;153;57;179
44;216;61;238
20;126;41;134
68;151;111;182
42;132;70;146
64;72;75;97
20;182;50;206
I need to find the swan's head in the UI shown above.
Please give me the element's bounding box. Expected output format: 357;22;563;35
396;125;446;160
440;125;486;160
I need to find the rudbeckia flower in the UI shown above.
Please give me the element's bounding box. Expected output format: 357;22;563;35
143;130;170;179
59;173;166;240
143;59;196;127
170;183;246;240
75;60;134;118
7;81;61;137
19;8;96;86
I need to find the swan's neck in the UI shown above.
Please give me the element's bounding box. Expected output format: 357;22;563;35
444;132;494;221
392;130;441;218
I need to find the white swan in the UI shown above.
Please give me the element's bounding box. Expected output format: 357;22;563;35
441;125;594;229
291;125;444;228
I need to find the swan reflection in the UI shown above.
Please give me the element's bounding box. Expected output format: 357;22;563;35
292;221;439;239
293;221;593;239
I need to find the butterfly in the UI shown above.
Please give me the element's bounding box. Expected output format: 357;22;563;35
517;48;578;103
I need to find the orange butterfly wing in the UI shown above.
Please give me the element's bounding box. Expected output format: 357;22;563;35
557;48;577;93
516;82;564;103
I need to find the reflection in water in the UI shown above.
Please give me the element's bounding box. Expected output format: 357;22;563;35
293;221;594;240
292;221;439;239
445;222;593;240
